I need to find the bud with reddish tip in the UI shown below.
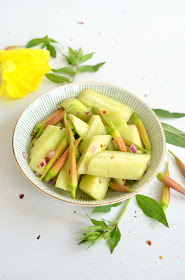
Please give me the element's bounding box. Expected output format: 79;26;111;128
168;150;185;177
157;172;185;195
109;181;134;193
108;121;127;152
160;161;170;212
133;112;151;153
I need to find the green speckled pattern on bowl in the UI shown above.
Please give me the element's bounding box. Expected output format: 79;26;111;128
12;82;166;206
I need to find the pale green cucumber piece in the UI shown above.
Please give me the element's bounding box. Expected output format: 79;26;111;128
119;125;143;148
77;135;112;175
67;114;89;136
107;140;117;151
87;151;151;180
77;89;133;122
29;126;66;175
79;175;110;200
79;115;107;153
105;111;128;130
55;159;80;191
113;178;126;186
61;98;91;122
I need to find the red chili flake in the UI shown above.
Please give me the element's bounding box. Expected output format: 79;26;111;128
77;21;84;24
74;211;76;214
40;161;45;167
134;216;137;217
69;171;70;174
147;240;152;246
111;156;114;159
103;111;106;114
159;256;163;259
100;144;103;147
37;235;41;240
145;94;147;97
60;127;63;130
19;194;24;199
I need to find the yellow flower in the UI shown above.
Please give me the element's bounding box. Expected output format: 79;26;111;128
0;48;51;98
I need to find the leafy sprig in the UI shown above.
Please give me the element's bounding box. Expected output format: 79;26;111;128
26;35;59;58
92;202;122;213
79;199;130;253
46;47;105;84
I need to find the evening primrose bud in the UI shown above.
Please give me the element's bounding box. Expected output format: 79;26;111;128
168;150;185;177
133;112;151;153
157;173;185;195
109;181;134;193
160;161;170;212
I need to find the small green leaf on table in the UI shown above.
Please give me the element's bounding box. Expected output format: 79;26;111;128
153;109;185;118
161;123;185;147
45;74;70;83
92;202;122;213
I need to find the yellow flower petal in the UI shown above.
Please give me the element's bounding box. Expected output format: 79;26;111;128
0;49;51;98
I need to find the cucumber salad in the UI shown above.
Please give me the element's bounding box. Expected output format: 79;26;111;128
29;89;151;200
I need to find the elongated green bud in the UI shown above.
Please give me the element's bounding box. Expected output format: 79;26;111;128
35;110;66;138
108;121;127;152
31;109;64;136
40;137;68;180
64;114;78;199
133;112;151;153
109;181;134;193
160;161;170;212
157;172;185;195
123;139;149;154
45;138;81;182
168;150;185;177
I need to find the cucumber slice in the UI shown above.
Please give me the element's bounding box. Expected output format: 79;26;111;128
29;126;66;174
105;111;128;130
61;98;91;122
119;125;143;147
77;135;112;175
77;89;133;122
87;151;151;180
79;115;107;153
67;114;89;136
107;140;117;151
55;160;70;191
79;175;110;200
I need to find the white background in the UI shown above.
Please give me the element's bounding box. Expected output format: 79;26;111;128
0;0;185;279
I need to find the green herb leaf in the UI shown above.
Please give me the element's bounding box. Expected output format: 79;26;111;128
26;38;44;48
49;39;58;43
92;202;122;213
41;42;47;49
109;225;121;253
153;109;185;118
136;194;169;227
90;218;107;227
77;62;105;73
161;123;185;147
52;67;74;75
45;74;70;83
80;52;94;63
46;43;56;58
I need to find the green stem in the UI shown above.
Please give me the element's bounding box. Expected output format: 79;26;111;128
71;64;79;83
116;198;131;224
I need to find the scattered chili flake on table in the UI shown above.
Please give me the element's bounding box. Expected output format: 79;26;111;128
145;94;147;97
37;235;41;240
159;256;163;259
77;21;84;24
19;194;24;199
111;156;114;159
147;240;152;246
74;211;76;214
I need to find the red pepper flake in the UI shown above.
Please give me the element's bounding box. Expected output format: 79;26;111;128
101;144;103;147
37;235;41;240
19;194;24;199
103;111;106;114
74;211;76;214
145;94;147;97
147;240;152;246
159;256;163;259
134;216;137;217
111;156;114;159
77;21;84;24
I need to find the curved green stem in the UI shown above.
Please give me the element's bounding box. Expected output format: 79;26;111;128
116;198;131;224
71;64;79;83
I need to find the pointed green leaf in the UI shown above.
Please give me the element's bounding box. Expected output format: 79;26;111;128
109;225;121;253
26;38;44;48
161;123;185;147
92;202;122;213
80;52;94;63
52;67;74;75
90;218;107;227
77;62;105;73
46;43;56;58
136;194;169;227
153;109;185;118
45;74;70;83
49;38;58;43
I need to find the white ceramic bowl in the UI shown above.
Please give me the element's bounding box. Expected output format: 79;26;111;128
12;82;166;206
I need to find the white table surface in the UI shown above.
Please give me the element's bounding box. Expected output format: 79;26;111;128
0;0;185;279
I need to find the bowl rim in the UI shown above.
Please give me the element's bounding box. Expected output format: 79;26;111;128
12;81;166;206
